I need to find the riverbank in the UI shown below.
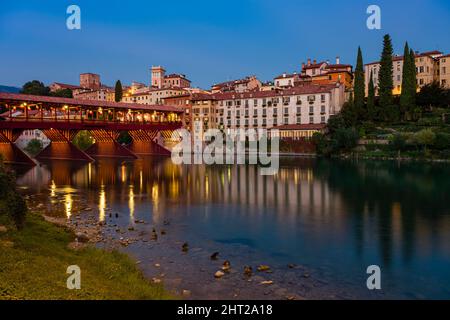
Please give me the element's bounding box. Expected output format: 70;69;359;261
0;211;170;300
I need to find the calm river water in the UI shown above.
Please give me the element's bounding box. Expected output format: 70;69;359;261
12;157;450;299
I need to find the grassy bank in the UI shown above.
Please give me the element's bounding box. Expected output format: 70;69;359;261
0;212;170;300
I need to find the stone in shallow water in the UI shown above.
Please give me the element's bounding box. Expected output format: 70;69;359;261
0;225;7;233
215;271;225;278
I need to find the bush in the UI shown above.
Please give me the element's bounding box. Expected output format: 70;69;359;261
0;161;27;229
433;132;450;150
334;128;359;152
389;133;408;151
412;129;436;150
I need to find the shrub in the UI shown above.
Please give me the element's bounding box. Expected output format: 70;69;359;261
334;128;359;152
433;132;450;150
0;161;27;229
389;133;408;151
412;129;436;150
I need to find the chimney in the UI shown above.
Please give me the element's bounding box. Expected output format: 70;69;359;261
307;58;311;66
302;62;305;70
336;56;340;65
313;59;317;64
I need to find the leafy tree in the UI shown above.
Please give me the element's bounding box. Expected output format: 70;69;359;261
117;131;132;145
354;47;365;116
24;139;43;156
417;82;447;108
21;80;50;96
115;80;123;102
50;88;73;98
334;128;359;152
367;71;376;120
378;34;394;116
72;131;94;151
413;128;436;151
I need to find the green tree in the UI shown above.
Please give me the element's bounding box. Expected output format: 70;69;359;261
115;80;123;102
72;131;94;151
400;43;418;120
24;139;43;156
417;82;446;108
21;80;50;96
354;47;365;117
378;34;394;117
400;42;412;117
367;71;376;120
50;88;73;98
413;128;436;151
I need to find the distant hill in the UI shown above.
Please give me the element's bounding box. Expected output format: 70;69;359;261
0;85;21;93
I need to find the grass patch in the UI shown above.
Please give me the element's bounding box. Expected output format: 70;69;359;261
0;213;171;300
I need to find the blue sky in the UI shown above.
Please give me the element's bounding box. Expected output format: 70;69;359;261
1;0;449;89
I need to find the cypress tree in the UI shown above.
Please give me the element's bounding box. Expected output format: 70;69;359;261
354;47;365;116
409;48;417;108
378;34;394;118
367;71;376;120
115;80;123;103
400;42;411;118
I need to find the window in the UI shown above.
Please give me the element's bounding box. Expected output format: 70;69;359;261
296;107;301;114
321;116;326;124
307;95;315;102
443;67;447;74
284;117;289;125
321;95;325;102
296;96;302;105
284;107;289;115
253;118;258;125
321;105;326;114
309;117;314;124
309;106;314;114
296;116;301;124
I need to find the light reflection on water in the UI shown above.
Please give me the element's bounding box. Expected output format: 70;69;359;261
12;157;450;299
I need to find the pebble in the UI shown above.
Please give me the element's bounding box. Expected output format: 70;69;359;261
215;271;225;278
257;265;271;272
0;225;7;233
260;280;274;285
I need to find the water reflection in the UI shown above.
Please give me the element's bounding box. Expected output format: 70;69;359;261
13;157;450;298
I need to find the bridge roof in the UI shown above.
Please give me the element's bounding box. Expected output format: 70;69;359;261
0;92;183;113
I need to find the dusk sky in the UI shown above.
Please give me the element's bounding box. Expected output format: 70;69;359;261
1;0;450;89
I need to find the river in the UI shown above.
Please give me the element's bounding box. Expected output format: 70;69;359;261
11;157;450;299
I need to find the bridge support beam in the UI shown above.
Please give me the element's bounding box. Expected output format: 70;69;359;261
36;129;94;162
85;130;138;159
0;129;36;165
128;130;172;156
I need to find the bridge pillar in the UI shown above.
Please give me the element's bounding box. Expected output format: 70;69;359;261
128;130;172;156
36;129;94;162
0;129;36;165
85;130;138;159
